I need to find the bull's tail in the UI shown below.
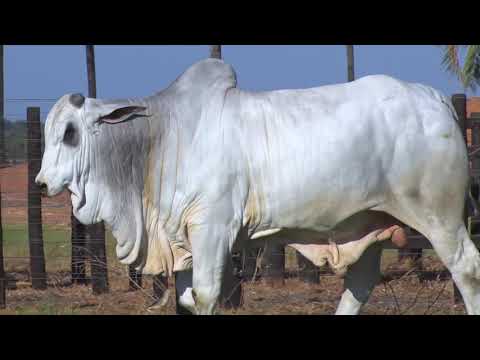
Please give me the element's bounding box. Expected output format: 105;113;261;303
467;178;480;217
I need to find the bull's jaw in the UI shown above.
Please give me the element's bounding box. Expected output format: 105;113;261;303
72;195;99;225
70;181;105;226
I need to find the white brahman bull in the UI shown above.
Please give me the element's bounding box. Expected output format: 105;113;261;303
36;58;480;315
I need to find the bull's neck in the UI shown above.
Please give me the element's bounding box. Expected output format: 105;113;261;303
89;97;159;232
87;95;178;266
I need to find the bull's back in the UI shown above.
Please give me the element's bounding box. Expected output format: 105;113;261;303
225;76;464;232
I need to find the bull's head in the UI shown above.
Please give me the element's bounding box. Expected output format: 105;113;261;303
35;93;148;225
35;59;236;278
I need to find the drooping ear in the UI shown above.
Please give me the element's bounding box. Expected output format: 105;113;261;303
85;99;150;126
98;105;149;124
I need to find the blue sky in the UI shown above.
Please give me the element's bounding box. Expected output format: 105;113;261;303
4;45;476;121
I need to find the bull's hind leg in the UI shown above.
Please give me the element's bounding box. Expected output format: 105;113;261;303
383;204;480;315
335;242;383;315
422;223;480;314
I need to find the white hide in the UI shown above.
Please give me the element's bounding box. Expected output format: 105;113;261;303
37;59;480;315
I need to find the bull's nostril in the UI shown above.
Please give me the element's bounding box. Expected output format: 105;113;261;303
38;182;48;196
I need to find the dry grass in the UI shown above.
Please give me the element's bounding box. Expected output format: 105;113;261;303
0;252;467;315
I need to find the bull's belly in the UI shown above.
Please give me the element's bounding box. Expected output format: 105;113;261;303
245;210;406;276
249;210;403;247
250;157;389;233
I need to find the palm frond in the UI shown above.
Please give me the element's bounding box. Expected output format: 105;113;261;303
462;45;480;91
441;45;480;91
441;45;462;77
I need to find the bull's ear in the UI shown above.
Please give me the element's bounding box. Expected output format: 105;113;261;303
99;105;149;124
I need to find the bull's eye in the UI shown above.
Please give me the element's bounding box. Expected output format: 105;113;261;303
63;123;78;146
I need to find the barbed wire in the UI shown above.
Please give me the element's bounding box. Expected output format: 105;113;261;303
6;98;58;102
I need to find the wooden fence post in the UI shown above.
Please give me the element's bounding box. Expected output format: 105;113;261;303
209;45;222;60
241;247;260;281
0;45;4;167
0;44;5;308
297;253;319;284
471;113;480;171
220;259;243;310
27;107;46;290
346;45;355;82
452;93;468;305
262;242;285;287
88;223;109;294
85;45;109;294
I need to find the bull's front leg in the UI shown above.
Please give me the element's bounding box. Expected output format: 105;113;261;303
182;219;239;315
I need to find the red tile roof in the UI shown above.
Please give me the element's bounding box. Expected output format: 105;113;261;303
468;97;480;117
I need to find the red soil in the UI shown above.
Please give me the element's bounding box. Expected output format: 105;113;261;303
0;163;71;226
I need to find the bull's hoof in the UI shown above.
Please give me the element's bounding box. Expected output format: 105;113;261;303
178;287;197;314
147;289;171;312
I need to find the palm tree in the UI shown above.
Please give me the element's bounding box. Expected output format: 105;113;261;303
346;45;355;82
441;45;480;91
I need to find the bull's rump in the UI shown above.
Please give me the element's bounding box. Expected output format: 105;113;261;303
229;75;466;232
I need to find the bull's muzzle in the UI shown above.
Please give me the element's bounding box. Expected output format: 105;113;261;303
35;174;48;197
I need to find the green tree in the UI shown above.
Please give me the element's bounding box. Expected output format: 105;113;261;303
442;45;480;91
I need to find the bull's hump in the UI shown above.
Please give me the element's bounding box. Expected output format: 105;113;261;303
172;59;237;92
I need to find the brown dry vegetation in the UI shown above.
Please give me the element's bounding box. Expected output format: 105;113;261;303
0;249;467;315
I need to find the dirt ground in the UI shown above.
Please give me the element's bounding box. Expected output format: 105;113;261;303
1;163;71;226
0;264;467;315
0;163;469;315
